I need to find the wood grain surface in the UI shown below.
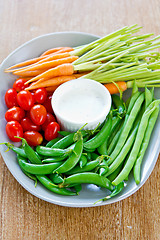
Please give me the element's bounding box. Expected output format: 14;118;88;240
0;0;160;239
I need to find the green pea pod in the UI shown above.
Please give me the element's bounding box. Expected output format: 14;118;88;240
84;116;112;150
73;184;82;193
133;106;159;184
2;143;27;158
36;146;72;157
145;86;152;109
79;155;88;168
107;162;123;182
18;158;62;175
127;91;141;114
54;137;83;174
17;155;37;186
58;131;71;137
108;92;145;165
96;182;124;203
65;157;102;175
46;137;61;147
91;153;99;160
112;94;126;117
113;100;160;185
49;173;64;184
20;138;42;164
61;172;114;191
36;175;77;196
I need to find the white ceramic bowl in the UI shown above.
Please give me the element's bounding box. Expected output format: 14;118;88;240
0;32;160;207
51;78;111;132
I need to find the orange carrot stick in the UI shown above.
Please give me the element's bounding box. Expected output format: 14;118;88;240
25;63;75;84
25;75;76;90
5;55;51;72
45;86;59;92
41;47;73;56
13;70;44;77
14;56;78;75
103;81;127;94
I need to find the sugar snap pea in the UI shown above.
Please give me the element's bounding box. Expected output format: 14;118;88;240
18;158;62;175
49;173;64;184
113;100;160;185
79;155;88;168
133;106;159;184
36;146;72;157
54;136;83;174
46;137;61;147
60;172;114;191
84;116;112;150
108;93;145;164
2;142;27;158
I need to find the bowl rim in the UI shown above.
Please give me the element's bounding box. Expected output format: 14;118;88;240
0;31;160;208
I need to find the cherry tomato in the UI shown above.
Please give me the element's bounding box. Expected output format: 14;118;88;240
24;131;43;146
41;113;56;131
5;88;18;108
5;107;25;122
13;78;29;92
6;121;23;142
20;117;41;131
17;90;34;110
34;88;47;104
43;95;53;113
44;122;60;141
30;104;47;125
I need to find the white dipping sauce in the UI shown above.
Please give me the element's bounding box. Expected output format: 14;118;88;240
57;89;104;123
52;79;111;132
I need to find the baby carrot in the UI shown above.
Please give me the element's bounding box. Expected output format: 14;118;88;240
25;75;76;90
13;70;44;77
103;82;127;94
25;63;75;84
14;56;78;75
40;47;73;56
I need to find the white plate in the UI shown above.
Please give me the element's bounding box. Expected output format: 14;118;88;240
0;32;160;207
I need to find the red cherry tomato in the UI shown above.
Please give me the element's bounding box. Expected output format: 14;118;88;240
5;107;25;122
20;117;41;131
30;104;47;125
17;90;34;110
34;88;47;104
6;121;23;142
24;131;43;146
5;88;18;108
43;95;53;113
41;113;56;131
44;122;60;141
13;78;29;92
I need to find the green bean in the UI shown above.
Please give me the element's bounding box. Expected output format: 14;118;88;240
60;172;114;191
133;106;159;184
54;137;83;174
106;120;140;176
108;93;145;164
127;91;141;114
65;157;102;175
18;158;62;175
17;155;37;186
46;137;61;147
113;100;160;185
36;146;72;157
107;162;123;182
79;155;88;168
36;175;77;196
145;86;152;109
107;121;123;155
84;116;112;150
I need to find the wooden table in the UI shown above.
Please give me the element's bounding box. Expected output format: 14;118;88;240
0;0;160;239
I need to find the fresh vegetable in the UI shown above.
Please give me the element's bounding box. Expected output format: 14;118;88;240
44;122;60;141
20;117;41;131
34;87;47;104
5;88;18;108
23;131;43;146
6;121;23;142
41;113;56;131
5;106;25;122
30;104;47;125
13;78;29;92
17;90;34;110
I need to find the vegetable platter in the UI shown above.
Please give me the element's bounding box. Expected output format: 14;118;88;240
0;28;160;207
